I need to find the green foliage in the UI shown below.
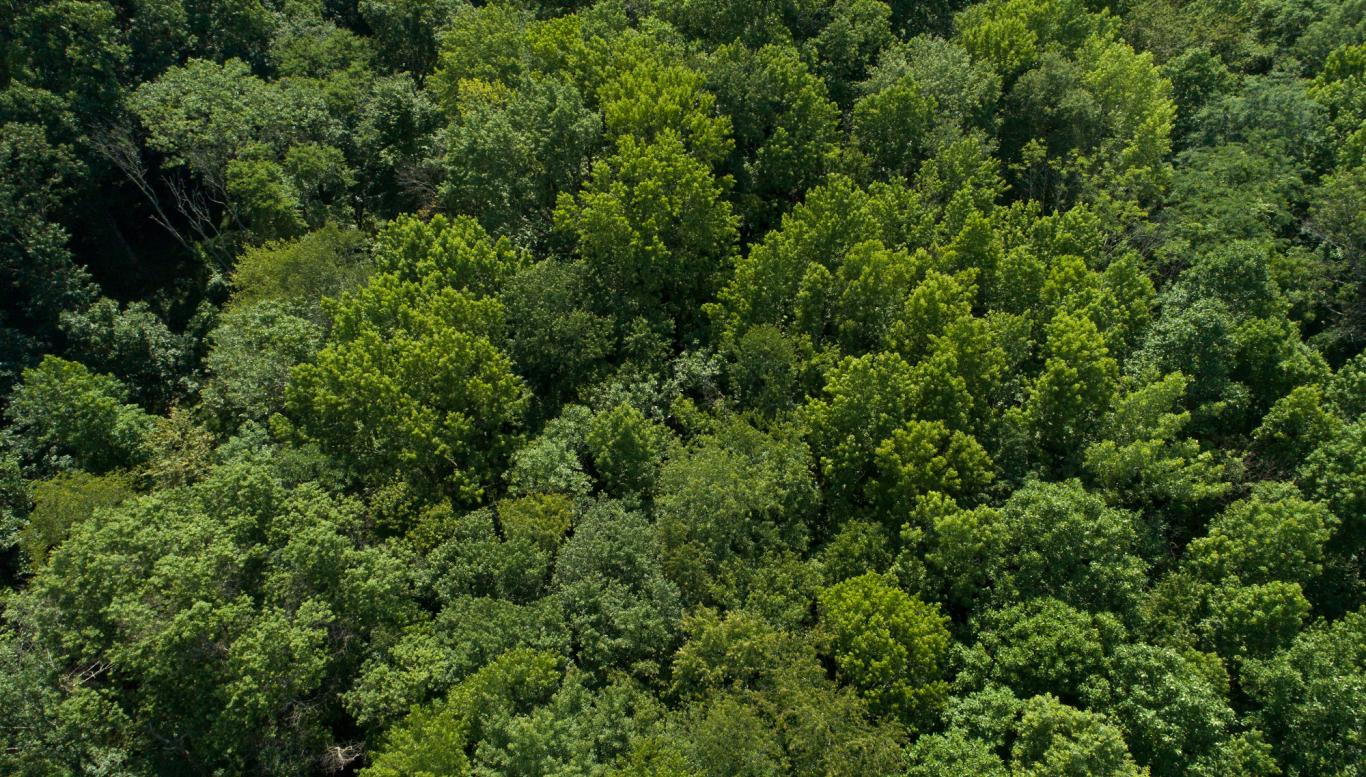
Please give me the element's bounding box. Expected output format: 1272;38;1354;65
231;223;370;311
656;420;815;601
443;76;601;246
1084;373;1231;537
919;500;1009;611
905;729;1009;777
1010;693;1146;777
58;297;193;410
552;501;682;679
227;155;308;241
1300;418;1366;553
4;356;154;477
1205;579;1311;660
555;131;739;337
1326;352;1366;419
818;572;950;726
599;57;733;167
20;470;134;571
801;350;977;524
287;258;528;501
852;75;937;177
703;43;840;228
501;260;615;409
586;403;671;497
10;456;413;775
870;419;993;521
1241;607;1366;777
1083;643;1236;777
372;212;527;295
995;479;1148;614
962;597;1123;702
360;0;466;74
1026;310;1121;459
1186;482;1336;588
0;120;94;394
130;58;276;184
862;36;1001;133
2;0;1365;773
364;648;565;777
202;300;324;429
0;454;28;557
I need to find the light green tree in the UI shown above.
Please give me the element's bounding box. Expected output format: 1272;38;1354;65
818;572;950;726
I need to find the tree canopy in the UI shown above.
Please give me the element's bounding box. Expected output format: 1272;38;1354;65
2;0;1364;774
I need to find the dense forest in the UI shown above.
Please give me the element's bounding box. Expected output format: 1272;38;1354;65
2;0;1365;774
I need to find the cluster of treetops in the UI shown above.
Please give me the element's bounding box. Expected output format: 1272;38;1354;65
2;0;1366;774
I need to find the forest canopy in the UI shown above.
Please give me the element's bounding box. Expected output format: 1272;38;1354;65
2;0;1365;775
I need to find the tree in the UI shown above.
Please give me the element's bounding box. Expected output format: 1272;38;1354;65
851;75;937;178
905;730;1008;777
0;621;139;775
10;456;412;775
806;0;895;107
716;181;849;339
441;76;601;246
794;239;922;355
359;0;467;75
231;223;370;312
703;43;840;229
1083;372;1232;541
373;212;529;297
419;505;556;603
128;56;342;257
670;609;825;703
1241;607;1366;777
655;420;815;601
649;0;821;50
201;301;324;430
551;501;683;680
3;356;153;477
285;229;527;502
226;155;307;241
500;260;615;412
1326;352;1366;420
1204;580;1311;660
1186;482;1336;588
860;36;1001;134
1309;161;1366;352
1083;643;1236;777
59;297;193;411
1010;694;1146;777
287;284;527;502
883;269;977;363
869;419;993;522
961;597;1122;702
7;0;129;122
995;479;1147;614
363;648;565;777
1300;418;1366;556
19;470;134;571
0;121;95;394
1026;310;1121;462
920;501;1008;612
586;403;671;497
1;0;1364;772
599;58;733;166
817;572;950;726
345;594;569;732
799;351;919;521
555;131;739;338
130;58;275;189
